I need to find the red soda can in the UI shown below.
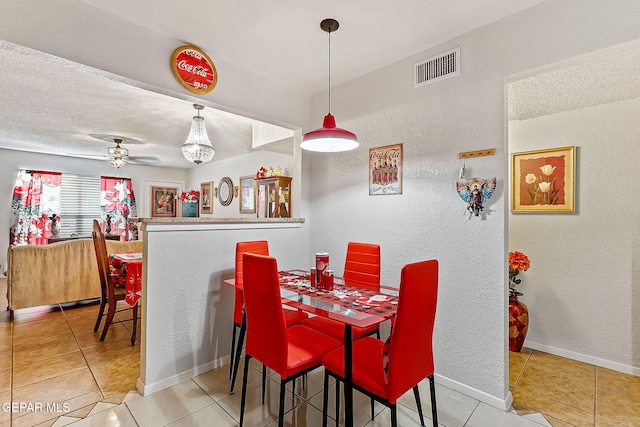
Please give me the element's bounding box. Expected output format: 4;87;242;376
324;270;334;291
315;252;329;288
310;267;317;287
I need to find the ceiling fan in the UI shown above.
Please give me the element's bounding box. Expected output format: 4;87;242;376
73;137;159;167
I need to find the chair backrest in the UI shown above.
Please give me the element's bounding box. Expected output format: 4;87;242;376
387;259;438;403
242;253;288;375
343;242;381;291
91;219;109;299
233;241;270;325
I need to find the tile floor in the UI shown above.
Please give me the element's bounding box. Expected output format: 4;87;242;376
1;277;638;426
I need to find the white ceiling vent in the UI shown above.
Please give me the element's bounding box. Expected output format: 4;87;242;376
413;47;460;88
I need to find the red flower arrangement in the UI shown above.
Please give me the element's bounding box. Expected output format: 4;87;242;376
180;190;200;203
508;251;530;297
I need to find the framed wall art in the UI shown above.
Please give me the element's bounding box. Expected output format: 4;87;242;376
150;186;178;217
200;181;213;214
239;175;256;214
512;146;575;213
369;143;403;195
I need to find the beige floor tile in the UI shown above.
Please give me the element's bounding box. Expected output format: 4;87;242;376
126;379;214;426
11;367;101;407
89;352;140;390
527;350;595;379
81;333;139;366
514;363;595;413
511;387;594;427
0;367;10;393
73;323;132;350
193;360;262;401
100;378;140;403
13;334;80;366
10;390;104;427
0;390;11;425
166;402;238;426
596;385;640;426
11;306;64;325
543;413;576;427
265;401;327;427
597;366;640;395
596;414;633;427
509;348;532;387
64;402;138;426
307;381;386;427
12;350;87;388
217;376;304;427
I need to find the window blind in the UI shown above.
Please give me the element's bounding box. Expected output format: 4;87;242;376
59;174;102;236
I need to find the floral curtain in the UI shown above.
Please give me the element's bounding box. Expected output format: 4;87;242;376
9;170;62;246
100;176;138;241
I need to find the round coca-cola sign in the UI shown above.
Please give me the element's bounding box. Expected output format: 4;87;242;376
171;45;218;94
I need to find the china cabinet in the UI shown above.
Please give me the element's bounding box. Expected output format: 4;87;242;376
256;176;292;218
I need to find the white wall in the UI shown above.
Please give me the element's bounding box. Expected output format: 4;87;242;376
509;97;640;374
306;0;640;407
0;148;187;268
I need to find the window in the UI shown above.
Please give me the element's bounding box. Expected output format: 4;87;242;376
59;174;102;236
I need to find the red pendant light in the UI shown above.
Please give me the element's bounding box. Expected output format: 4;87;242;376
301;18;358;153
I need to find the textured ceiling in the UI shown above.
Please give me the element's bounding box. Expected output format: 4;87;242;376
0;0;566;168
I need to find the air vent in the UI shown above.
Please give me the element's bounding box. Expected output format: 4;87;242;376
413;47;460;88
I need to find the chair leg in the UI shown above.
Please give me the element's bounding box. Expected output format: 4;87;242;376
229;324;237;379
429;375;438;427
262;365;267;404
130;303;138;346
278;380;286;427
413;385;425;427
239;355;251;427
322;370;329;427
390;404;398;427
370;397;374;420
100;301;117;341
93;298;106;332
375;327;380;339
335;378;340;427
229;317;246;394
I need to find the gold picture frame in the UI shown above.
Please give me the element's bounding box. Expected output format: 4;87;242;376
200;181;213;214
150;186;178;217
239;175;256;214
512;146;575;213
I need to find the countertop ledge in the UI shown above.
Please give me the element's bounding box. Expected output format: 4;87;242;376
130;217;305;224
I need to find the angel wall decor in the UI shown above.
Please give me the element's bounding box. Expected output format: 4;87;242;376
456;177;497;217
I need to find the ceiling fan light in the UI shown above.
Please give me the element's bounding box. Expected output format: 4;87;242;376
109;155;128;168
300;114;359;152
182;104;215;165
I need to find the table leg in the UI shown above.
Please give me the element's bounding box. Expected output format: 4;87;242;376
344;324;353;427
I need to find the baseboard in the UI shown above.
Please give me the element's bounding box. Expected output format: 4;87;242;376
138;355;229;395
525;340;640;376
435;373;513;411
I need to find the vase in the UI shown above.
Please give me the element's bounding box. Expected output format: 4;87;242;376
51;221;60;238
182;202;198;218
509;295;529;352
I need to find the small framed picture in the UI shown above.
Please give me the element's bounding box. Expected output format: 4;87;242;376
150;186;178;217
200;181;213;214
239;175;256;214
512;146;575;213
369;143;403;195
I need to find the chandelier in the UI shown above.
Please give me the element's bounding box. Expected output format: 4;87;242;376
300;18;358;153
108;138;128;168
182;104;215;164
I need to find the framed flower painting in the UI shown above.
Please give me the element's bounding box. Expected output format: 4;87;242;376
511;146;575;213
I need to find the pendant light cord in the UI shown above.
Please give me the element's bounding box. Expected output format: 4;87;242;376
328;28;332;114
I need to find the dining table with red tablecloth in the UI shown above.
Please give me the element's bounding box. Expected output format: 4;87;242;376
109;252;143;306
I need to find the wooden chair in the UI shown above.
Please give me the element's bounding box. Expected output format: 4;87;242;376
91;219;138;346
239;253;341;427
301;242;381;342
321;259;439;427
229;240;308;394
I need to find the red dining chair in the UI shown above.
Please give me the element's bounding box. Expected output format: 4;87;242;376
229;240;308;394
239;253;342;427
91;219;138;346
301;242;381;342
321;259;439;427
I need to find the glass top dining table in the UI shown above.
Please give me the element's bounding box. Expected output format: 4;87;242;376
224;269;398;427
